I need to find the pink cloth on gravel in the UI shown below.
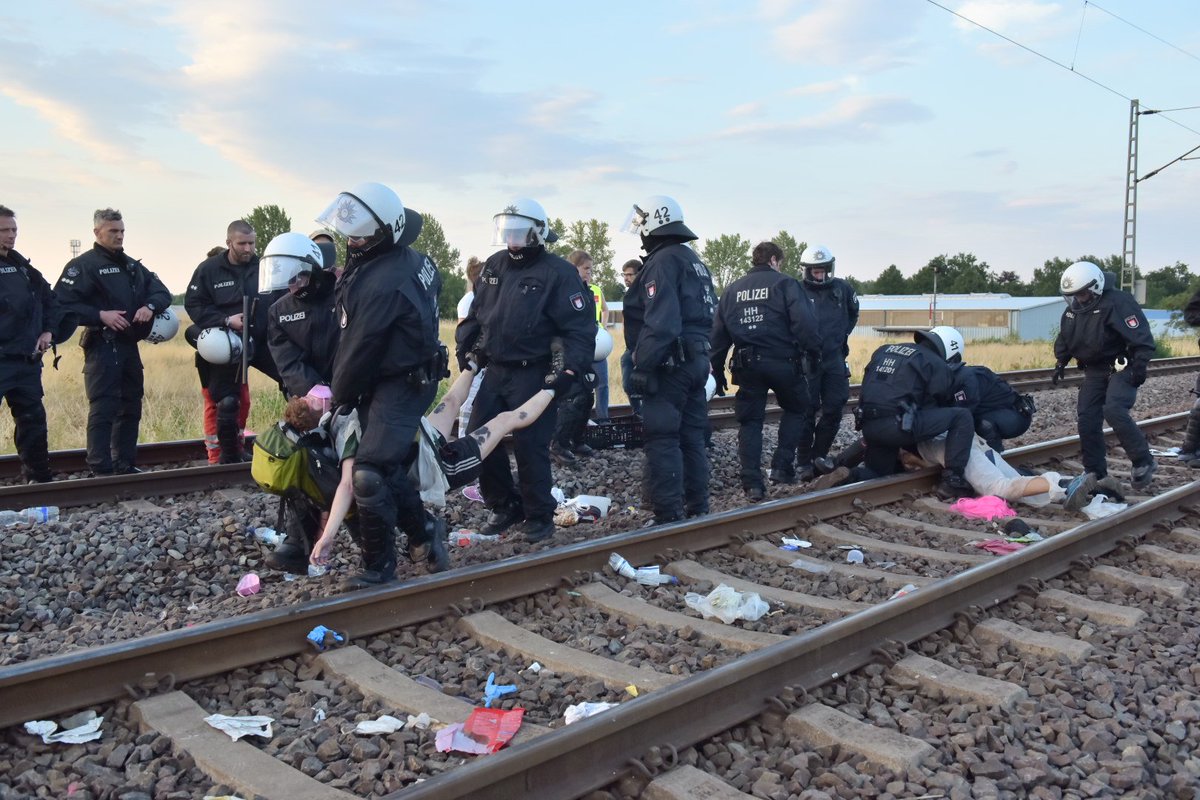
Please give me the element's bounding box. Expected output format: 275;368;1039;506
975;538;1026;556
949;496;1016;520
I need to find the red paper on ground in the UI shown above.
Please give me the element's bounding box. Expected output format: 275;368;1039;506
463;707;525;753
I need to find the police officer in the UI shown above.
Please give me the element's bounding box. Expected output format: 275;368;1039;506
622;195;717;523
797;245;859;480
319;182;448;584
0;205;59;483
455;199;595;543
259;232;342;574
1180;285;1200;467
185;221;283;464
952;364;1033;451
710;241;820;501
1053;260;1156;489
56;208;171;476
856;328;974;497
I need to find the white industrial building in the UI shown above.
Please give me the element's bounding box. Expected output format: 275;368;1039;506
854;294;1067;341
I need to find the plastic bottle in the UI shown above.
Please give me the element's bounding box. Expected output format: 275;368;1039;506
250;527;284;547
449;529;499;547
0;506;60;526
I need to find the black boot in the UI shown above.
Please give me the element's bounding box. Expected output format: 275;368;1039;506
264;496;316;573
481;500;524;535
216;396;243;465
425;516;450;572
936;469;974;499
346;512;398;587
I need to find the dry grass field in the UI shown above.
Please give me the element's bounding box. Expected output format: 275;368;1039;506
0;318;1196;454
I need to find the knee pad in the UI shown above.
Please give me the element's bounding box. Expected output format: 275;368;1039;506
1189;398;1200;420
976;419;998;441
217;395;239;417
352;466;388;505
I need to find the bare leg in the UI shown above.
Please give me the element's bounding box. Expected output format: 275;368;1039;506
472;389;556;460
428;368;478;439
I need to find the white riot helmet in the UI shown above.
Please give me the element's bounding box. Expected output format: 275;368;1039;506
915;326;964;364
620;195;698;240
491;198;556;248
145;307;179;344
315;182;422;248
705;373;717;402
800;244;836;287
196;327;244;365
594;327;613;361
259;232;325;293
1060;261;1105;310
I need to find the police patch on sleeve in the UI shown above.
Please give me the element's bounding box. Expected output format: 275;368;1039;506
645;280;656;299
1124;315;1139;329
570;292;585;311
66;266;79;278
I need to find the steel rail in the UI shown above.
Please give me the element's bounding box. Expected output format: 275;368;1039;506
3;355;1196;482
0;412;1183;730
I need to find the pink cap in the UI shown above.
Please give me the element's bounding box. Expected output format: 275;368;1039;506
236;573;261;596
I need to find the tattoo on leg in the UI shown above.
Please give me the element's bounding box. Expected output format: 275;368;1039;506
518;411;528;420
432;402;447;414
471;426;491;446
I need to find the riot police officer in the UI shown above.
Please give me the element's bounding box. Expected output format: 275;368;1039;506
797;245;858;480
1053;260;1156;489
185;221;283;464
0;205;59;483
952;364;1033;451
857;328;973;497
455;199;595;543
710;241;820;501
319;181;448;584
621;195;717;523
56;208;171;476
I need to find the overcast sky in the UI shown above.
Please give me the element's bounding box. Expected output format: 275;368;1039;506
4;0;1198;291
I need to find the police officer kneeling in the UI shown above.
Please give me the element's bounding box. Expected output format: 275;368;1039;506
857;327;974;498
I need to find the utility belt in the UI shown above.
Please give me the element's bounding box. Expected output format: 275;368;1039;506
855;401;917;432
404;344;451;388
79;327;118;350
731;346;813;374
0;353;39;365
1014;393;1036;417
492;355;551;369
658;337;710;370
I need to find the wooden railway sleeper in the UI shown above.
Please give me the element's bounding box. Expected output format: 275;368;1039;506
123;671;176;701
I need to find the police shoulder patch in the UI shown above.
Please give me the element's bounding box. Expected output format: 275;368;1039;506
645;280;656;299
570;292;584;311
66;266;79;278
1124;315;1139;329
954;390;967;402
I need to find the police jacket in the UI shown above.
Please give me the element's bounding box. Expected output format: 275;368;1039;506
267;272;339;397
860;342;956;412
710;264;820;368
332;242;441;404
1053;288;1154;368
0;249;60;358
951;365;1020;414
1183;285;1200;327
56;244;171;343
808;277;859;358
185;250;277;350
623;241;717;370
455;247;595;374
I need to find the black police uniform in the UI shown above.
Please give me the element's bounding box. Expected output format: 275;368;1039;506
185;250;284;461
334;238;443;581
952;365;1032;451
710;264;820;491
624;240;717;522
1053;287;1155;477
267;271;339;398
0;248;60;482
56;244;171;474
455;246;595;534
801;276;859;465
858;342;973;478
1180;287;1200;463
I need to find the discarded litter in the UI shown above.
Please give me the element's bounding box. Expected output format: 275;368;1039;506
1006;532;1044;544
450;529;499;547
555;494;613;526
250;526;283;547
236;573;261;597
307;563;327;577
23;711;104;744
608;552;678;586
354;715;406;735
564;701;618;725
625;685;639;697
888;584;919;601
1155;446;1182;457
1080;494;1127;520
974;538;1026;556
779;537;812;550
313;708;326;722
524;661;543;674
306;625;345;651
684;584;769;624
203;713;273;741
437;708;525;754
950;496;1016;520
845;549;864;564
791;558;832;574
483;672;517;707
462;484;484;503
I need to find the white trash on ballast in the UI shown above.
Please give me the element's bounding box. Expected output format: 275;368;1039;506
1080;494;1127;520
684;584;769;624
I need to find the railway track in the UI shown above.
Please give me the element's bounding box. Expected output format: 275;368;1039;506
1;355;1198;509
2;413;1196;798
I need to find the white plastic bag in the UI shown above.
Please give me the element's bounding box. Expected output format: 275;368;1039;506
684;584;769;624
1080;493;1127;520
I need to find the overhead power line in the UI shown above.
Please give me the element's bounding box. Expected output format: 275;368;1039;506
1086;1;1200;64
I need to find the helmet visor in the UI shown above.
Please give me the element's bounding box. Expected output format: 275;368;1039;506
491;214;538;247
619;204;648;236
315;193;383;240
259;254;314;293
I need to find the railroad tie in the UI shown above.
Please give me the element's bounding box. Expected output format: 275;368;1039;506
576;582;787;654
971;618;1094;663
784;703;935;774
315;646;548;745
458;609;679;692
644;765;755;799
890;653;1027;710
804;521;990;566
1088;565;1189;599
1135;544;1200;576
911;498;1076;534
1034;588;1146;628
131;691;352;800
740;540;934;590
1168;527;1200;547
864;509;986;543
666;558;868;619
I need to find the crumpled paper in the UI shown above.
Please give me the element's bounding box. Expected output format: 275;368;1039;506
975;538;1026;556
554;494;612;526
684;584;769;624
609;552;677;586
203;713;274;741
564;701;618;725
353;712;432;735
24;711;104;744
436;707;524;754
1080;494;1127;519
